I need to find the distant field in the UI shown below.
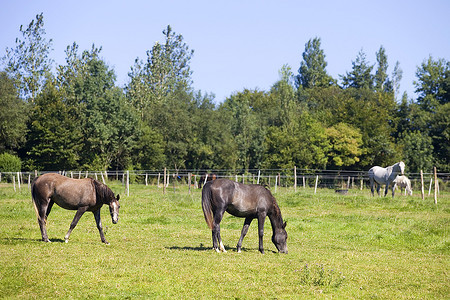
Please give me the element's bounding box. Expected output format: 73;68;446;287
0;182;448;299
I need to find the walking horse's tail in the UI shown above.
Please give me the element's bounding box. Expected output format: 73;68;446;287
31;176;43;224
201;181;214;230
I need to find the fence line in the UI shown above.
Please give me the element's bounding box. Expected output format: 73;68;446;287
1;168;449;193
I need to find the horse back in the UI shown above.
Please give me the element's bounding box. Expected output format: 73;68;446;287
33;173;97;210
211;179;275;218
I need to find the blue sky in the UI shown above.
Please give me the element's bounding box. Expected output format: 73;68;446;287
1;0;449;103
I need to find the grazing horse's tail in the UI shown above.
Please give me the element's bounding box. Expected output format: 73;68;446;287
201;181;214;230
31;177;42;223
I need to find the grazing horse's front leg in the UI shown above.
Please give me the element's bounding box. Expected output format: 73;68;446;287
237;217;253;253
257;213;267;254
93;209;109;244
369;178;375;196
64;206;88;243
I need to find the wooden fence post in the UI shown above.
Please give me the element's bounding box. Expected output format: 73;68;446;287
13;175;16;192
188;173;192;194
314;175;319;194
428;178;433;196
294;166;297;192
126;170;130;197
163;168;166;195
17;172;21;190
420;170;424;201
275;175;278;193
434;167;438;205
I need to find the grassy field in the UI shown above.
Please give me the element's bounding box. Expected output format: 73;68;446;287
0;182;448;299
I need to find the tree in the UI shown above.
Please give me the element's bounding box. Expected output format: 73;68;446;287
400;130;434;173
414;56;449;111
27;80;82;170
429;103;450;171
0;72;28;153
325;123;363;168
341;49;374;90
374;46;392;93
219;90;266;171
127;25;194;121
56;44;139;170
295;37;334;89
392;61;403;100
2;13;53;102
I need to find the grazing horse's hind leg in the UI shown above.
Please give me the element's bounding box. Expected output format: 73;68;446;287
212;209;227;253
37;200;51;242
237;217;253;253
64;206;88;243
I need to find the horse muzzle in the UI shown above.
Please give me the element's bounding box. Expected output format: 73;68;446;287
112;213;119;224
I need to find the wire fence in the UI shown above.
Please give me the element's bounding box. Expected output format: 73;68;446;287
1;168;449;193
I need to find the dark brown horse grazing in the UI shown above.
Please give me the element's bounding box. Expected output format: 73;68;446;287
31;173;120;244
202;178;287;254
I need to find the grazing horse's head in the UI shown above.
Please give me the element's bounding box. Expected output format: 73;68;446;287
109;194;120;224
272;222;288;254
398;161;405;175
93;180;120;224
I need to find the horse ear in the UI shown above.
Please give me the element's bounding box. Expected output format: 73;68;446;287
116;194;120;201
283;221;287;229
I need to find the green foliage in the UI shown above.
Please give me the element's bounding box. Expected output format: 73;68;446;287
326;122;363;168
27;80;82;170
1;14;449;172
296;37;334;88
299;263;345;288
0;152;22;172
0;72;28;152
2;13;53;102
400;130;434;173
341;49;374;90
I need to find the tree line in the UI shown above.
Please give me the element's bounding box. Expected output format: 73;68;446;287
0;13;448;173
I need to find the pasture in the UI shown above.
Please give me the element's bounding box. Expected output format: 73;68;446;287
0;182;448;299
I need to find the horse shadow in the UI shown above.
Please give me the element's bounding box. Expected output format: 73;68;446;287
166;244;277;253
0;237;66;245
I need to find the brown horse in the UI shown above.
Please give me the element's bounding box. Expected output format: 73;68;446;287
31;173;120;244
202;178;287;254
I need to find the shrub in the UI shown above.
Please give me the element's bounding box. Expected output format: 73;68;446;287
0;153;22;172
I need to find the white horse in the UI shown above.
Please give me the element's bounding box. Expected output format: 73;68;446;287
368;161;405;197
393;175;413;196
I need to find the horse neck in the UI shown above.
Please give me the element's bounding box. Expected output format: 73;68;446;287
268;202;284;233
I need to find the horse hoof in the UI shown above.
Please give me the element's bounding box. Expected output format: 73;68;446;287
65;239;69;243
214;248;220;253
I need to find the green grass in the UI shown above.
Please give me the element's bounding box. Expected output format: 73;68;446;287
0;182;448;299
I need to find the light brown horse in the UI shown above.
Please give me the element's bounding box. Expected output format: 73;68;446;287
31;173;120;244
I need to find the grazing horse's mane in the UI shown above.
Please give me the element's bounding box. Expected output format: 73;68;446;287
266;189;283;222
91;179;115;204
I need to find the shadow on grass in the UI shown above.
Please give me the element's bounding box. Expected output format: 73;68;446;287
0;237;66;245
167;244;274;253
